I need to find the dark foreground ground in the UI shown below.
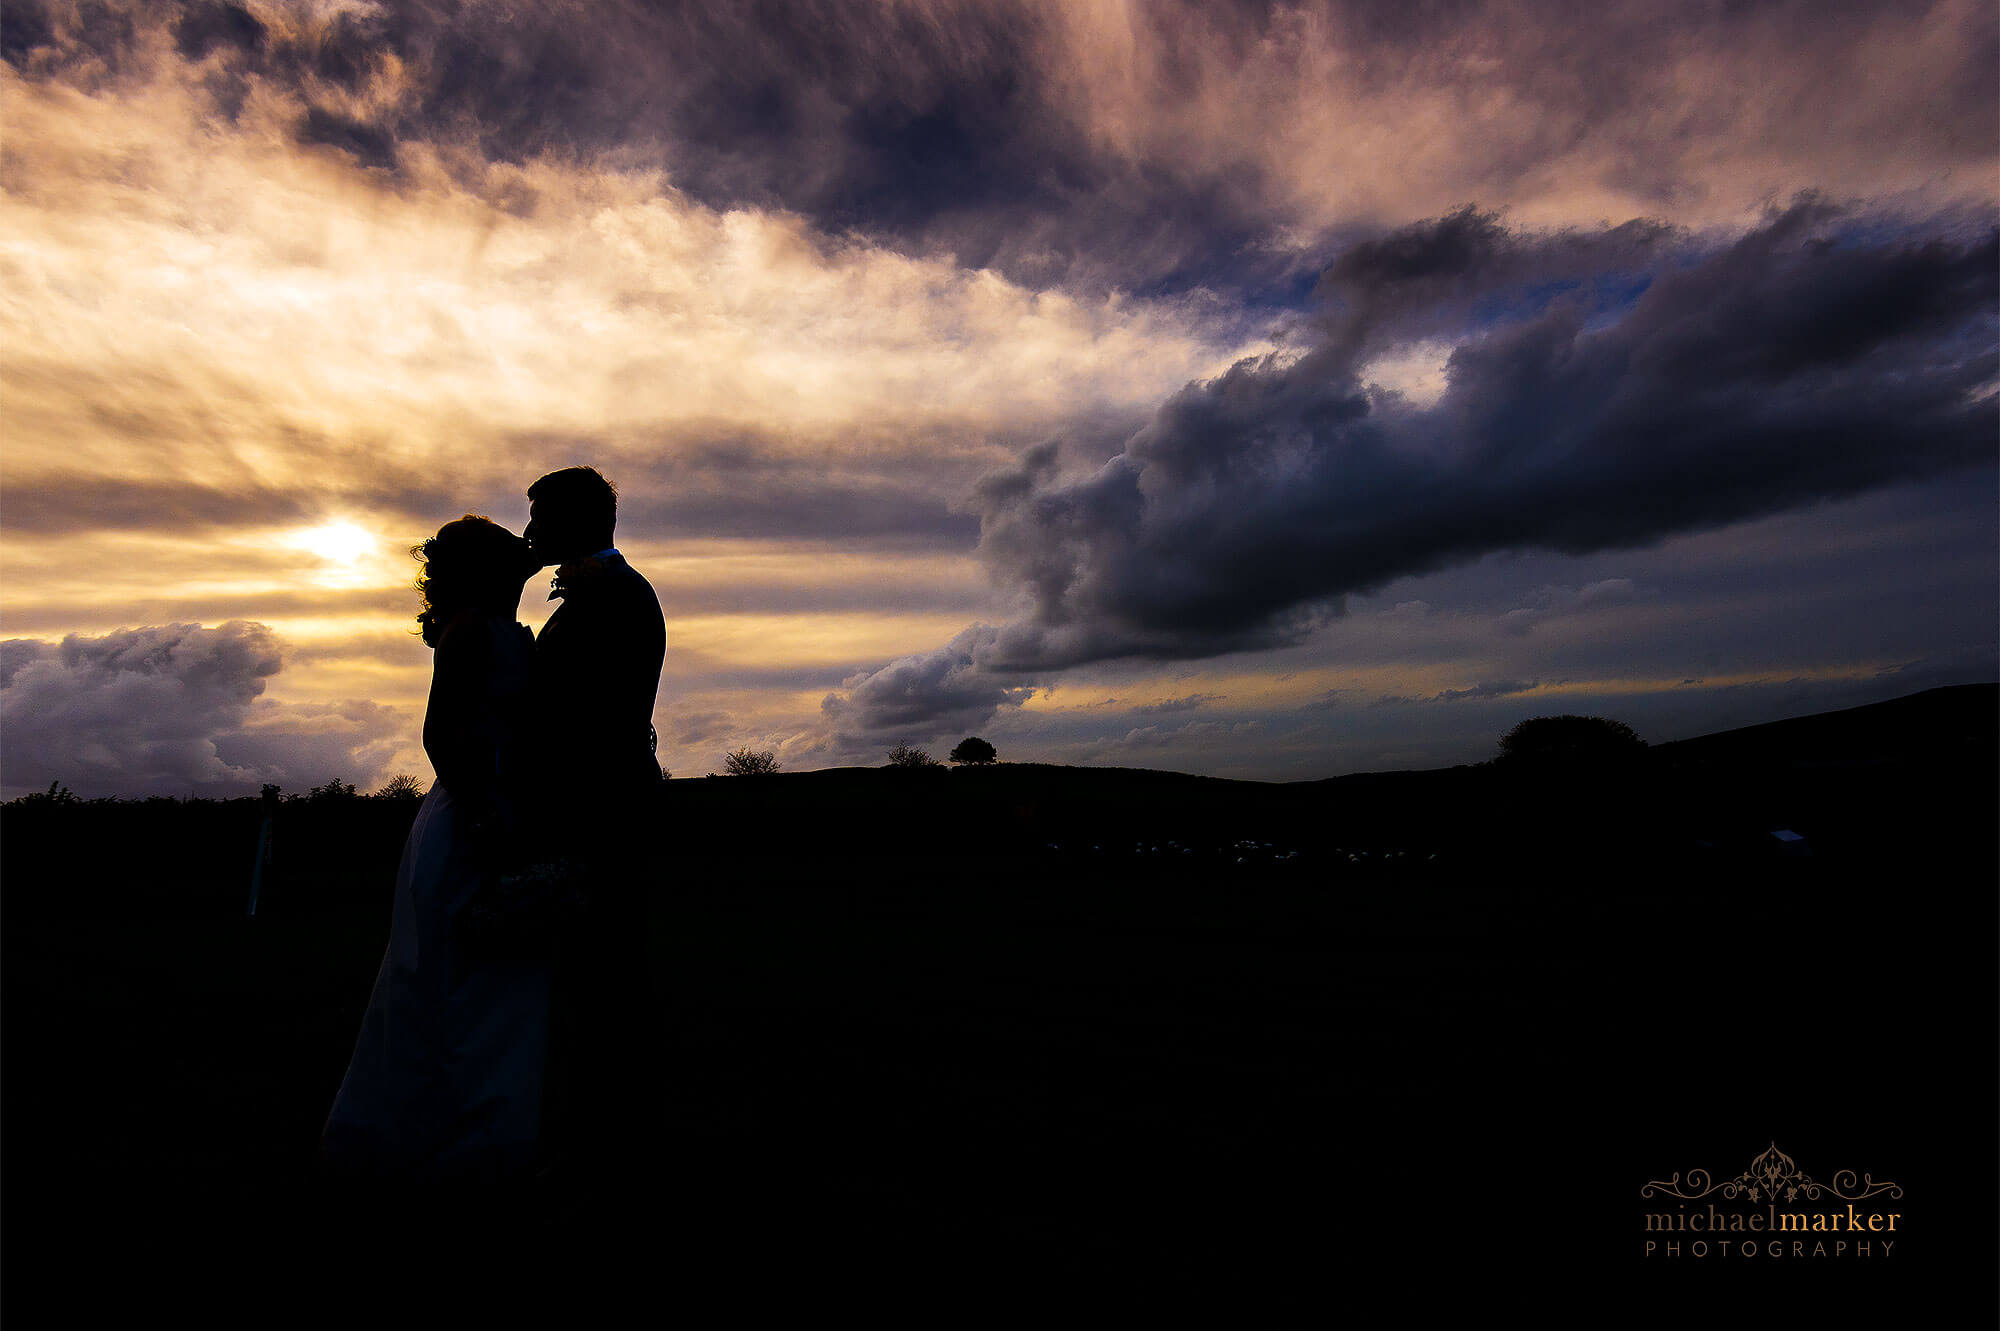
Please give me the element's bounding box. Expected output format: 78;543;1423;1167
4;686;1994;1319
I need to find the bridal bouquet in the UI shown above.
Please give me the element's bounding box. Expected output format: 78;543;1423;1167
457;857;593;961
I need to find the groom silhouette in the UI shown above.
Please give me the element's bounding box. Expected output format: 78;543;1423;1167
523;466;667;1201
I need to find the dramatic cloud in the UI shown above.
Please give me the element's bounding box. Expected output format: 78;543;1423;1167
952;203;1994;671
0;622;406;797
818;623;1037;738
215;696;410;790
2;3;1993;787
2;621;282;794
8;1;1990;295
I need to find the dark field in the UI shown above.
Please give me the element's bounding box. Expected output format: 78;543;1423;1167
4;686;1994;1317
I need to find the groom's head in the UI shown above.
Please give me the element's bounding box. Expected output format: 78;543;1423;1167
526;466;617;565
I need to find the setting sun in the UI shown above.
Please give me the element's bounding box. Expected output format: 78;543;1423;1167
291;522;376;567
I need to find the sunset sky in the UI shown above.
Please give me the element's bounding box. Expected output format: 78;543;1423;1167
2;0;1994;798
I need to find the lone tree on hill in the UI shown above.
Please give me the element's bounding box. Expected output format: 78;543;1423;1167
949;736;997;765
886;743;941;769
1496;715;1647;768
724;747;780;776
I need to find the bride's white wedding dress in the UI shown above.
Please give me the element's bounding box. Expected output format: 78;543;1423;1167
321;616;549;1186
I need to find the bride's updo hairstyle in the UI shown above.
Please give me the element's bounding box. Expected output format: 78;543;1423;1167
413;514;533;647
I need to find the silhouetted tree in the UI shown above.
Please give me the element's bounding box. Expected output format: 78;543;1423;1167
724;748;780;776
1496;715;1647;768
374;773;426;800
949;737;997;765
12;780;79;806
307;777;359;801
886;743;942;769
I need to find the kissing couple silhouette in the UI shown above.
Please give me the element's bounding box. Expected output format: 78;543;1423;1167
319;465;668;1248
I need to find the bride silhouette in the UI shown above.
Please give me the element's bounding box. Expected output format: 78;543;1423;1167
319;515;551;1206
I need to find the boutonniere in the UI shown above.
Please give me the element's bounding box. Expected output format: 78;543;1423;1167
548;555;609;601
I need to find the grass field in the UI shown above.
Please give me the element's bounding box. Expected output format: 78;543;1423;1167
5;688;1994;1316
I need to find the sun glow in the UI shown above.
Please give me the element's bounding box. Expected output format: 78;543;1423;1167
291;522;377;566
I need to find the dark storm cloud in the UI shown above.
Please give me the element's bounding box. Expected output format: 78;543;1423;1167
171;2;264;60
0;639;46;689
210;696;408;791
0;2;58;64
3;621;283;790
0;621;293;796
4;0;1119;275
1316;208;1676;353
1;1;138;82
0;621;407;797
296;105;398;171
35;2;1988;296
820;200;1994;734
956;203;1995;671
818;624;1035;737
315;0;1278;291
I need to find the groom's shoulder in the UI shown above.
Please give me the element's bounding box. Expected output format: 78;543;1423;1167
611;556;659;595
608;556;665;619
608;553;648;580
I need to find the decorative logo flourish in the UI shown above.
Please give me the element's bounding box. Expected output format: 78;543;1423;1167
1641;1142;1901;1204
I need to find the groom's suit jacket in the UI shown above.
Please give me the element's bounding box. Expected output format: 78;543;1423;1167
533;550;665;1163
533;549;667;843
